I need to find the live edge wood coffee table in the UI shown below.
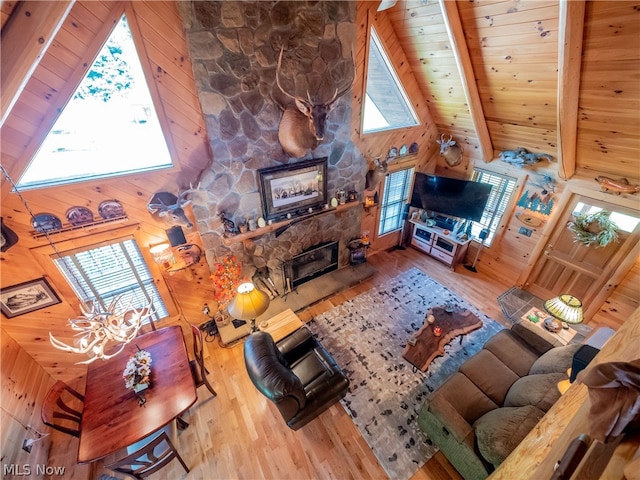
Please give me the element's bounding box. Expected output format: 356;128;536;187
403;307;483;372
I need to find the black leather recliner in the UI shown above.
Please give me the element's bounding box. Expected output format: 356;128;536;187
243;327;349;430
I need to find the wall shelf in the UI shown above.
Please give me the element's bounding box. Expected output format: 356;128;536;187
31;216;129;240
222;202;360;245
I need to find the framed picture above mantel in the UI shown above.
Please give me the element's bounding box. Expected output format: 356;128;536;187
258;157;328;221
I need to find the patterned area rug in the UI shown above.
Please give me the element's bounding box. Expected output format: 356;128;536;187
307;267;504;480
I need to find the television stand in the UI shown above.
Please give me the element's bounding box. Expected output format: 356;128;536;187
408;219;471;270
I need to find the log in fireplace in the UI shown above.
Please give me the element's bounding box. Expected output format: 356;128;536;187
283;241;339;290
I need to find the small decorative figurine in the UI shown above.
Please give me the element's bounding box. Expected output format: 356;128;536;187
499;147;553;167
594;176;640;195
219;213;237;237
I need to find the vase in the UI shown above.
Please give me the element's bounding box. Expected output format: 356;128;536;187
214;311;229;326
133;383;148;406
133;383;148;393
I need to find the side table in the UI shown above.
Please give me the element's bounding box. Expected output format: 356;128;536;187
259;308;303;342
520;306;577;345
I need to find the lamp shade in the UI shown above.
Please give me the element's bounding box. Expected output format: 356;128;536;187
544;294;584;324
149;243;174;268
227;282;270;320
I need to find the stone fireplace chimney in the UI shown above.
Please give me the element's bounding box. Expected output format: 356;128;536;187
178;1;365;296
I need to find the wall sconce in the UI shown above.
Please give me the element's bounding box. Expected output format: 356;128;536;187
152;227;202;279
149;243;175;269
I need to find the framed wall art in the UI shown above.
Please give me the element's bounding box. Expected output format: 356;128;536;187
0;277;61;318
258;157;328;221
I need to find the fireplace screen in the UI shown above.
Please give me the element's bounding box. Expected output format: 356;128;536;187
283;241;339;290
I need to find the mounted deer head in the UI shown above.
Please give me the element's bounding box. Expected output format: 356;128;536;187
276;47;354;158
147;183;201;228
436;134;464;167
365;154;388;190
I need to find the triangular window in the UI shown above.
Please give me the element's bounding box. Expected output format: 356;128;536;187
17;14;173;190
362;26;419;134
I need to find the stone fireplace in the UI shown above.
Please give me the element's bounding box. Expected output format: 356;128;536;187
284;241;339;290
178;1;365;295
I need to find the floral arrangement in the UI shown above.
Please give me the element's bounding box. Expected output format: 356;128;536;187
568;210;619;248
209;254;242;308
123;348;152;391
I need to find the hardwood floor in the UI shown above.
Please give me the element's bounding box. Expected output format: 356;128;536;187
63;247;521;480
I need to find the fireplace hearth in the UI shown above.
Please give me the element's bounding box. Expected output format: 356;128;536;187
284;241;339;290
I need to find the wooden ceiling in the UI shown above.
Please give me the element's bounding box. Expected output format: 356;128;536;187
2;0;638;191
383;0;639;181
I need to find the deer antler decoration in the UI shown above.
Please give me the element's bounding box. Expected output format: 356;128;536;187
49;296;154;364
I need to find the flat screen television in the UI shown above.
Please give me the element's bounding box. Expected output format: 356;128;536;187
410;173;492;222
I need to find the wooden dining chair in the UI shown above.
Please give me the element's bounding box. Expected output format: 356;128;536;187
189;323;217;397
41;380;84;438
104;427;189;479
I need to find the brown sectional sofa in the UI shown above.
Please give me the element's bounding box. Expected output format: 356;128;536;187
417;322;580;480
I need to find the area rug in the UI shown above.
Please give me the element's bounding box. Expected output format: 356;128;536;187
306;267;504;480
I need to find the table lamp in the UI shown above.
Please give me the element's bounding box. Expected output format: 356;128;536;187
543;294;584;332
227;282;270;333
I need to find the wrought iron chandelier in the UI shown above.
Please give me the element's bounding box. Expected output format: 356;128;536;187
49;296;153;364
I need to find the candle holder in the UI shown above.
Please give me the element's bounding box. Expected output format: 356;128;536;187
433;325;442;337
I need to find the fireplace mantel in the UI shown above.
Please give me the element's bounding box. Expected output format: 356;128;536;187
222;201;361;246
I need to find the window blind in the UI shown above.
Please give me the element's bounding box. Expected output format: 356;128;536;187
379;167;414;235
53;238;168;321
471;169;516;246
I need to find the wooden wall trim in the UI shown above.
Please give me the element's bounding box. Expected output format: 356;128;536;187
439;0;493;162
556;0;586;180
0;1;74;126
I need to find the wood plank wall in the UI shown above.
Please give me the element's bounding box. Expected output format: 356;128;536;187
354;2;440;251
389;0;482;164
0;1;213;383
577;1;640;177
1;329;55;473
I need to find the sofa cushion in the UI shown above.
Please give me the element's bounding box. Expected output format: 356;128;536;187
460;350;520;406
529;343;581;375
504;372;566;412
483;329;540;377
427;372;499;428
474;405;545;467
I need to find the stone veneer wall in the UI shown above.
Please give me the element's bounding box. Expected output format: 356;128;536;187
178;1;365;292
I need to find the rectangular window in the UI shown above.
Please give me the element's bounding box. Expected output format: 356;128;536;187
53;237;168;323
379;167;415;236
471;169;517;246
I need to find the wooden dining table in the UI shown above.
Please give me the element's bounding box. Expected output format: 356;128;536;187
77;325;196;464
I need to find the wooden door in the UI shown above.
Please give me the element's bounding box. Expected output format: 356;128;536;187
525;194;640;321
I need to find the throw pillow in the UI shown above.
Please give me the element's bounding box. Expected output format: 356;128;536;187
504;372;567;412
529;343;581;375
474;405;545;467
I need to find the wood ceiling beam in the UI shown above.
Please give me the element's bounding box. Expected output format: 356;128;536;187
556;0;586;180
0;1;75;127
439;0;493;162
